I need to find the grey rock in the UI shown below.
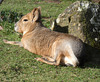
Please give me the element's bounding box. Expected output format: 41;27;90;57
0;0;3;4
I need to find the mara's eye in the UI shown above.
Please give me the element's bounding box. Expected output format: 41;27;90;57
23;19;28;21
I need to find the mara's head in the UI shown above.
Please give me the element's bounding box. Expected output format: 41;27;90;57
14;7;41;35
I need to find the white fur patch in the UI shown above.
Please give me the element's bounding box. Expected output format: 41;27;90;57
23;31;27;35
14;26;19;32
64;57;73;65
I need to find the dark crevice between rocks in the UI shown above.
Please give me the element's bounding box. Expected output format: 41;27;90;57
68;16;71;23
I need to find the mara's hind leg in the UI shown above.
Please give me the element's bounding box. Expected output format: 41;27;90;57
35;54;63;66
3;39;23;47
42;56;54;62
52;41;79;67
64;46;79;67
35;57;56;65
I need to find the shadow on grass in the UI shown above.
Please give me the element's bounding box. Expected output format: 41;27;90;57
83;43;100;69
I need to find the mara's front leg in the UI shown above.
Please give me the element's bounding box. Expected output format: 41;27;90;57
3;39;23;47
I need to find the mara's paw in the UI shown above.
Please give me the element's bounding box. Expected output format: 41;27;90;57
34;58;42;61
3;39;8;43
65;63;73;67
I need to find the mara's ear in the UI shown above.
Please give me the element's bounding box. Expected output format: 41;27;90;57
31;7;41;22
37;6;41;12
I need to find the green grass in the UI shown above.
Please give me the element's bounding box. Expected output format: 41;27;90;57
0;0;100;82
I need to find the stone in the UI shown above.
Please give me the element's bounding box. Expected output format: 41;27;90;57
0;0;3;4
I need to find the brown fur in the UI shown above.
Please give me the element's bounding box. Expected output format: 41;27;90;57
4;7;85;67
